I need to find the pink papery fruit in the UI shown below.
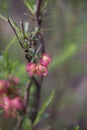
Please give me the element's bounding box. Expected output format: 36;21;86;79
36;64;48;76
26;62;36;77
39;54;52;66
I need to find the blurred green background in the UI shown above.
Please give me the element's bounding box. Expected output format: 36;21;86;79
1;0;87;130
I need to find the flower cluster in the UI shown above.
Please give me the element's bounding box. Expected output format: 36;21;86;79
26;54;52;77
0;76;24;117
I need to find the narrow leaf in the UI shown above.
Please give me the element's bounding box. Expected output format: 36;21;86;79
0;0;8;14
63;129;67;130
5;36;17;53
74;125;79;130
5;33;23;53
0;14;7;22
8;17;20;32
23;0;35;14
42;0;49;11
49;44;77;72
33;89;55;126
22;116;32;130
15;64;25;77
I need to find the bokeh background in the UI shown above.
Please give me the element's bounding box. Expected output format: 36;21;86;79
0;0;87;130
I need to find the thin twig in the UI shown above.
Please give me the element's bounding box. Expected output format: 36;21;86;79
14;80;32;130
20;20;26;41
35;0;45;53
14;116;24;130
13;0;45;130
8;17;24;49
30;77;41;122
24;79;33;109
29;0;45;124
32;77;41;91
35;44;42;54
39;33;45;53
35;0;42;27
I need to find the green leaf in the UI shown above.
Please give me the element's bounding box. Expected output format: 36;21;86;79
23;0;35;14
33;89;55;127
22;116;32;130
8;17;20;32
15;64;25;77
0;109;4;114
0;14;7;22
0;55;4;65
2;52;17;74
74;125;79;130
5;33;23;53
5;36;17;53
49;44;77;72
14;63;28;83
0;0;8;14
41;0;50;11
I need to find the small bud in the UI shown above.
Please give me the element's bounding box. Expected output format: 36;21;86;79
24;42;29;48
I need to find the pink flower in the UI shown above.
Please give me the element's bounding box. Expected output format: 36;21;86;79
39;54;52;66
0;80;10;94
26;62;36;77
8;75;19;85
1;96;23;117
36;64;48;76
4;80;10;87
13;77;19;84
11;97;23;110
2;97;12;116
